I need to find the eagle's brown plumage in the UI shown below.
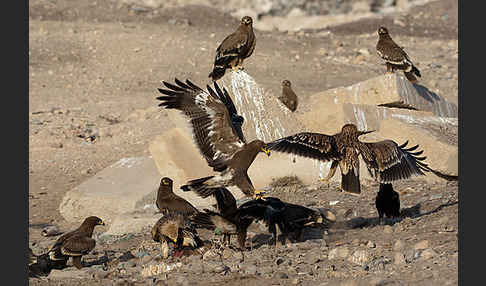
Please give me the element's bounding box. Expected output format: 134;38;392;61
189;187;253;250
156;177;198;216
278;80;298;112
209;16;256;81
267;124;431;194
156;79;271;198
152;212;203;258
376;26;421;83
47;216;104;269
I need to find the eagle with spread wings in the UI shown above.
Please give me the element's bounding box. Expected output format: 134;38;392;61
156;79;270;199
266;123;431;194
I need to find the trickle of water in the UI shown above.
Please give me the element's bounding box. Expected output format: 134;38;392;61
220;70;298;142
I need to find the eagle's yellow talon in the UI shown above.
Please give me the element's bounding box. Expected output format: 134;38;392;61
320;178;330;185
253;190;267;200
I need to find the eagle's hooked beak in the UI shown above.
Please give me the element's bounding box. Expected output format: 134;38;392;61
98;220;105;226
261;147;271;156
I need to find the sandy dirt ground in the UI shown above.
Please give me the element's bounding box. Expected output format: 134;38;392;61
29;0;458;285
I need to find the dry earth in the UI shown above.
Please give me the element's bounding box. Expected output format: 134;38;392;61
29;0;458;285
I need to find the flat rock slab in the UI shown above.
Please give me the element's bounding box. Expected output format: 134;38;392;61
59;156;161;224
59;156;220;227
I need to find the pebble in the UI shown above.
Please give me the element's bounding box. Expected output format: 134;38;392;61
393;240;404;251
414;240;429;250
394;252;406;265
383;225;393;234
420;248;438;260
328;246;349;260
347;249;370;266
275;271;288;279
275;257;285;265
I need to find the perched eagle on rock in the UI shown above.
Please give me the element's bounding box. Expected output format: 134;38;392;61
278;80;298;112
209;16;256;81
376;26;421;83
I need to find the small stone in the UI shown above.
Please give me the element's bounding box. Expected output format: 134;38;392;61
244;265;257;275
366;241;376;248
414;240;429;250
420;248;438;260
383;225;393;233
328;246;349;260
393;240;404;251
347;249;370;266
291;278;300;285
276;271;288;279
141;255;152;265
394;252;406;265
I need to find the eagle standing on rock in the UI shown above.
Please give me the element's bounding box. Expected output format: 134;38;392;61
156;79;271;199
375;183;400;225
208;16;256;81
47;216;104;269
278;80;298;112
376;26;421;83
267;123;431;194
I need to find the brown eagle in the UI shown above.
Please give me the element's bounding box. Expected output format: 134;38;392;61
156;79;271;199
209;16;256;81
47;216;104;269
156;177;198;216
266;123;431;194
376;26;421;83
278;80;298;112
152;212;203;259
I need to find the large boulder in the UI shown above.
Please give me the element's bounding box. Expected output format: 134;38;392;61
59;71;457;233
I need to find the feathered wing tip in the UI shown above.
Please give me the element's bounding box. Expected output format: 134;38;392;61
404;65;421;83
190;211;217;230
378;141;431;182
209;67;226;81
341;171;361;194
404;71;418;83
180;176;214;192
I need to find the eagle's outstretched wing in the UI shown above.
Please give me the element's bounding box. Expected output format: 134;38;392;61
266;132;340;161
359;140;430;183
157;79;245;172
